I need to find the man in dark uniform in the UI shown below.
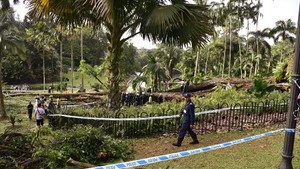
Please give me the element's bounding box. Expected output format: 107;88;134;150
172;93;199;147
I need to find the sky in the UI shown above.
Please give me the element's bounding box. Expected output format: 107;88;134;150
13;0;299;49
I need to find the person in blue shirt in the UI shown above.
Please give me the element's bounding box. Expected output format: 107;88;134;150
173;93;199;147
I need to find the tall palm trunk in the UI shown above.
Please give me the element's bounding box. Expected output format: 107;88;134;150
205;47;209;75
194;49;200;76
255;0;260;75
60;41;63;93
238;37;243;78
0;49;6;117
80;26;84;90
228;16;232;77
246;20;249;57
238;1;243;79
43;49;45;91
250;52;254;77
71;36;74;93
267;55;272;73
222;27;227;77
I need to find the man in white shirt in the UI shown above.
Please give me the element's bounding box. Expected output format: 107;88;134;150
180;80;185;93
35;103;46;130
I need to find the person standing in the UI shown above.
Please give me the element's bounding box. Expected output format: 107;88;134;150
34;96;40;112
164;81;169;92
56;97;61;109
27;102;33;120
158;93;163;104
172;93;199;147
48;96;55;114
180;80;185;94
184;79;190;93
35;103;46;130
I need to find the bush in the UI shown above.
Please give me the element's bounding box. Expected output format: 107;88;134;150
33;125;132;168
9;114;16;127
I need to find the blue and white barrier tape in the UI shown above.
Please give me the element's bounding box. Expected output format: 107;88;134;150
62;101;101;108
88;129;283;169
285;128;300;136
48;103;287;121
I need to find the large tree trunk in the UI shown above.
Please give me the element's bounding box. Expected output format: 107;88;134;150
60;41;63;93
0;50;6;118
71;37;74;93
106;38;123;109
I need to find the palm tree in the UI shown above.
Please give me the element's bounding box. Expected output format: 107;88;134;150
243;1;259;58
142;54;167;92
29;0;213;109
271;19;296;62
26;21;56;91
248;28;271;75
0;9;25;117
154;44;181;79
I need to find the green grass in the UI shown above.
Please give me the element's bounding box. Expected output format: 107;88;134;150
128;126;300;169
27;71;106;93
0;95;48;134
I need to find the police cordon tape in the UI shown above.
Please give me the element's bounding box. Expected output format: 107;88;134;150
285;128;300;136
61;101;101;108
48;103;287;121
88;128;284;169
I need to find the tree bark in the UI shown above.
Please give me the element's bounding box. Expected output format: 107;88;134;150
222;27;227;78
194;49;200;76
67;159;96;168
229;16;232;78
81;26;84;90
71;36;74;93
205;47;209;75
43;49;46;91
60;41;63;93
106;35;123;109
0;49;6;118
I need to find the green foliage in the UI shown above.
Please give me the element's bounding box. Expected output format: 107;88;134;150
191;73;211;84
9;114;16;127
120;42;142;78
249;78;276;98
56;82;67;91
273;62;288;82
33;125;132;168
79;60;107;89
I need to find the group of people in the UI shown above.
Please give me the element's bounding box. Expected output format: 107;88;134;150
120;92;164;107
27;95;61;129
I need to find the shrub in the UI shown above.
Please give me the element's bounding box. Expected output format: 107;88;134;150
9;114;16;127
33;125;132;168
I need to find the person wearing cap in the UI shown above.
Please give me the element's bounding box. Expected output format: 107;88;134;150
173;93;199;147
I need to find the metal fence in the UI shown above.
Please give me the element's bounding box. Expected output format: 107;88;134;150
48;99;288;138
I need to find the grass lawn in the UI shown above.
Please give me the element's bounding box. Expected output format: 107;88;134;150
128;126;300;169
27;71;106;92
0;95;45;134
